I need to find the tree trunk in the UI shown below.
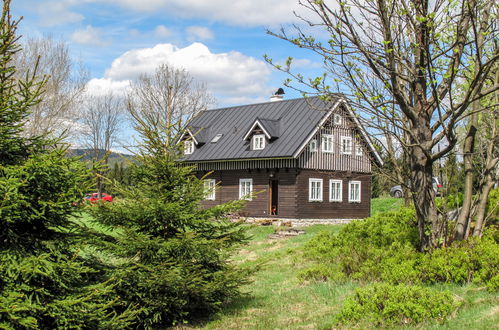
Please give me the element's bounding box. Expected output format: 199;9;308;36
473;179;496;237
453;115;477;240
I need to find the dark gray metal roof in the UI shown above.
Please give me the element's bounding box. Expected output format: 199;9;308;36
182;96;338;162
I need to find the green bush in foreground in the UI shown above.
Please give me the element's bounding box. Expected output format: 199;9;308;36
335;283;457;326
301;208;499;288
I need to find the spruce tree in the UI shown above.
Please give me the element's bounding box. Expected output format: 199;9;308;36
90;106;248;328
0;2;133;327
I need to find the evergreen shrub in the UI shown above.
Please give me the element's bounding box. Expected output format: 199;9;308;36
335;283;457;326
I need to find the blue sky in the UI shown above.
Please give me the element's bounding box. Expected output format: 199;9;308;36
12;0;325;107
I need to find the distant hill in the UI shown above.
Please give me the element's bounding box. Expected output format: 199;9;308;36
67;149;134;165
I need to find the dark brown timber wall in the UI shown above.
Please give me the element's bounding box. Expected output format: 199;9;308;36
198;169;298;218
199;169;371;219
296;170;371;219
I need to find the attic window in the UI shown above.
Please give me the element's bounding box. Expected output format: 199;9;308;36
309;139;318;152
334;114;342;125
356;145;363;156
211;134;223;143
252;134;265;150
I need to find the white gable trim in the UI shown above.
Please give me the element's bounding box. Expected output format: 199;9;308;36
177;128;199;146
292;98;383;167
292;99;341;158
242;119;272;141
342;99;384;166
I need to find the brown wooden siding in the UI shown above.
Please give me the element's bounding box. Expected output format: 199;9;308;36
199;168;371;219
198;169;298;218
298;106;372;173
295;170;371;219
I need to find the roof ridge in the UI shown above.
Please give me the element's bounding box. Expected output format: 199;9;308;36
204;95;326;113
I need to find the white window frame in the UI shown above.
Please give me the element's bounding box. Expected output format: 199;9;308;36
309;139;318;152
321;134;333;153
329;179;343;202
184;140;194;155
252;134;266;150
341;136;353;155
204;179;216;200
348;181;361;203
309;178;323;202
239;178;253;200
334;114;342;125
356;145;363;156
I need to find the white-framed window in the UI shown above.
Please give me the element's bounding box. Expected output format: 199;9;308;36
321;134;333;153
309;139;318;152
252;134;265;150
356;145;363;156
239;178;253;200
329;179;343;202
204;179;216;200
309;178;323;202
341;136;352;155
334;114;342;125
348;181;361;203
184;140;194;155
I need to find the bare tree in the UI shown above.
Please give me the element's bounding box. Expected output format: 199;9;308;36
14;36;87;138
127;64;214;149
267;0;498;250
79;93;123;195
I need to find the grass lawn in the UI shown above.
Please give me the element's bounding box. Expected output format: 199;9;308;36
193;198;498;329
74;200;498;329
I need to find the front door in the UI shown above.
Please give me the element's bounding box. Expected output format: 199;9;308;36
269;179;278;215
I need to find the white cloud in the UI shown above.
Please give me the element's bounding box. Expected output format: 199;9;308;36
186;26;214;41
71;25;110;46
88;42;270;103
85;78;131;97
100;0;306;26
154;25;172;38
37;1;84;26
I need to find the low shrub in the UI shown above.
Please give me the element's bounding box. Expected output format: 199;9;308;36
335;283;457;326
302;209;499;288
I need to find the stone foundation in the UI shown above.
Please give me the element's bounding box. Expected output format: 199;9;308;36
242;217;360;227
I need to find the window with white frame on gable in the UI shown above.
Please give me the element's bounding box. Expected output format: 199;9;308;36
184;140;194;155
239;178;253;200
348;181;361;203
252;134;265;150
334;113;342;125
309;139;318;152
309;178;323;201
341;136;352;154
321;134;333;153
204;179;216;200
329;179;343;202
355;145;363;156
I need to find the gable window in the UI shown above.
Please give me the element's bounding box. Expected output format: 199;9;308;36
239;179;253;200
356;145;363;156
322;134;333;153
184;140;194;155
204;179;216;200
329;180;343;202
252;134;265;150
309;139;318;152
334;114;342;125
309;178;323;202
348;181;361;203
341;136;352;155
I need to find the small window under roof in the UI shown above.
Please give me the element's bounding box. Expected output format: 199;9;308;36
211;134;223;143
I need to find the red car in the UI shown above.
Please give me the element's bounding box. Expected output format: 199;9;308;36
84;193;113;203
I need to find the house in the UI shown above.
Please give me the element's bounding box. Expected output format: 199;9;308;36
179;94;383;220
